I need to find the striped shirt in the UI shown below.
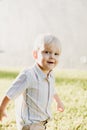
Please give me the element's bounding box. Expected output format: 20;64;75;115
6;63;56;129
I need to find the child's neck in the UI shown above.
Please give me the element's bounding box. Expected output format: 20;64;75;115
37;63;52;75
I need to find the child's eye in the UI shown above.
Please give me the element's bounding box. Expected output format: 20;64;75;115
55;53;59;56
44;51;50;54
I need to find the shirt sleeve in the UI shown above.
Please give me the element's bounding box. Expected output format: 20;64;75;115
6;71;29;100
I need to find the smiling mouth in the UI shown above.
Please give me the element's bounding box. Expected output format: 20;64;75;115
47;61;54;64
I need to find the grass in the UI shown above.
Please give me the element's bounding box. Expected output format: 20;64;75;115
0;69;87;130
0;70;18;79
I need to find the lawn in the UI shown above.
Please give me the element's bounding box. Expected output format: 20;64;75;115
0;69;87;130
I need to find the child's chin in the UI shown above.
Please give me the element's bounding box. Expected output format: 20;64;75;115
48;64;55;68
48;67;54;71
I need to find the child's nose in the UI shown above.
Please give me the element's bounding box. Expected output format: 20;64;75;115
49;53;54;58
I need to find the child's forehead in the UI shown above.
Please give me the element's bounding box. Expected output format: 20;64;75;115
41;42;61;52
44;42;60;47
46;41;60;47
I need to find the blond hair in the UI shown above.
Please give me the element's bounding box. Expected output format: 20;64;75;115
33;33;61;52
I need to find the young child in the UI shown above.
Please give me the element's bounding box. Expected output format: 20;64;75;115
0;34;64;130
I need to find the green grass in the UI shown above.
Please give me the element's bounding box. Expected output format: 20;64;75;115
0;70;18;79
0;69;87;130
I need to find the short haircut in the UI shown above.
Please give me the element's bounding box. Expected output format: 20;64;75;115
33;33;61;52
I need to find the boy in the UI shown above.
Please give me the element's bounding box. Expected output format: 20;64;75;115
0;34;64;130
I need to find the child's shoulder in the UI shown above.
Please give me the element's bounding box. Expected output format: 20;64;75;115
21;66;36;78
21;66;38;85
21;66;33;75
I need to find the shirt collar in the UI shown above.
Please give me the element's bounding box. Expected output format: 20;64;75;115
33;63;52;80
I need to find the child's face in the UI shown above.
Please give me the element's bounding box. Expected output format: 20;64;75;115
33;42;61;74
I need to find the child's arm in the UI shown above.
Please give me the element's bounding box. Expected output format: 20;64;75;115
0;96;10;121
54;93;64;112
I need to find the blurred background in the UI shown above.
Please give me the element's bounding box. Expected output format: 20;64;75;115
0;0;87;70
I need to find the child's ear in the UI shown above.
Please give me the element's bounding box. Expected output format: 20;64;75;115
33;50;38;59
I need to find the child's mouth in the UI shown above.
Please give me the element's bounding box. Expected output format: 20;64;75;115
47;61;54;64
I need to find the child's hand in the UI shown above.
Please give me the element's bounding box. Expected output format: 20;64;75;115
54;94;64;112
0;108;7;121
0;96;10;122
57;102;64;112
